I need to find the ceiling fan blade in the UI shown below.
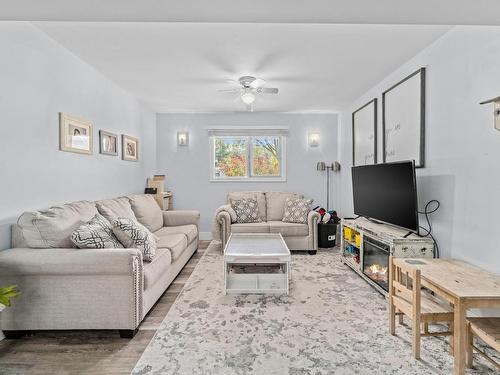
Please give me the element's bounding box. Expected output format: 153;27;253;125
250;78;266;88
217;88;240;93
257;87;279;94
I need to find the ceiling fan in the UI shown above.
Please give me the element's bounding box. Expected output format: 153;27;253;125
217;76;279;110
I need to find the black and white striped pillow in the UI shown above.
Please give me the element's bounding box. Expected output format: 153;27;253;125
71;214;124;249
112;217;157;262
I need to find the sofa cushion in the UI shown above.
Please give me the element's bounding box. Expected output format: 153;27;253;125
154;225;198;244
113;218;157;262
266;192;303;221
156;233;188;261
231;222;270;233
227;191;266;221
128;194;163;232
282;198;313;224
71;214;123;249
143;248;172;289
96;197;136;223
17;201;98;248
268;221;309;237
230;198;262;223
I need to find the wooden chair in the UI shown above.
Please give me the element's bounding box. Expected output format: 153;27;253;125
466;317;500;370
389;256;455;359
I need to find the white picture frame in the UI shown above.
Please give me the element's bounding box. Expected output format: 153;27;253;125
59;113;93;155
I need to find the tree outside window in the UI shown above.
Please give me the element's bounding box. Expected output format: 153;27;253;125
211;134;285;181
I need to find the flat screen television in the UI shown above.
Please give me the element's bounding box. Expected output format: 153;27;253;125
351;161;418;231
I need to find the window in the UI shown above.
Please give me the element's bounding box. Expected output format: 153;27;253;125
210;130;287;181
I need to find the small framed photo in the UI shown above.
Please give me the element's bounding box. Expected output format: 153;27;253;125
99;130;118;156
59;113;93;154
122;134;139;161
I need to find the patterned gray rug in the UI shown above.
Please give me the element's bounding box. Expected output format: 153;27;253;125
132;243;496;375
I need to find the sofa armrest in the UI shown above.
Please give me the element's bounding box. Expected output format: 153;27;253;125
0;247;144;331
0;247;142;276
162;210;200;227
308;210;321;227
216;210;232;248
308;211;321;251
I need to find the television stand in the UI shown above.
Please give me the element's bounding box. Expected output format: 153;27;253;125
340;217;434;295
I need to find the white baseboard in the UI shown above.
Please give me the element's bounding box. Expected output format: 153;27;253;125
199;232;212;241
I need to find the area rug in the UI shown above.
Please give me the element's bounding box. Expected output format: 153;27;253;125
132;242;496;375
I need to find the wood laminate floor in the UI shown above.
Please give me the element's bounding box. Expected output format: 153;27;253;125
0;241;209;375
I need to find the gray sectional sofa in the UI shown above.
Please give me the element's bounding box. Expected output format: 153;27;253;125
0;194;199;338
214;191;320;253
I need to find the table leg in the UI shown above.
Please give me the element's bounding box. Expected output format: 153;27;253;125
453;299;466;375
223;261;227;295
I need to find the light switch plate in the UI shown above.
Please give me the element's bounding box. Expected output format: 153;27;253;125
495;101;500;131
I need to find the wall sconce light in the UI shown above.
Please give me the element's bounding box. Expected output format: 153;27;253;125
480;96;500;131
177;131;189;146
309;132;320;147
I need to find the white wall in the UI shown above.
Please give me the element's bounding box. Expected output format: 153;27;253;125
156;113;339;235
338;26;500;273
0;22;156;249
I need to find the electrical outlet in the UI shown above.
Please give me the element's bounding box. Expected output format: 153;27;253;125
328;235;335;241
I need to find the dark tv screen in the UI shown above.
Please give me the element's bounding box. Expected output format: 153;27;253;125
351;161;418;231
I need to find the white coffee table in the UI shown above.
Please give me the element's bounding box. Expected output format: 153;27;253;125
223;233;291;295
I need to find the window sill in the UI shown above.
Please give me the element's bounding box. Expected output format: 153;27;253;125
210;177;286;183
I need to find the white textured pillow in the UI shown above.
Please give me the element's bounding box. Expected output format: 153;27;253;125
71;214;124;249
282;198;313;224
112;218;157;262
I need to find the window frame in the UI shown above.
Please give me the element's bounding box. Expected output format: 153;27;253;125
209;132;287;182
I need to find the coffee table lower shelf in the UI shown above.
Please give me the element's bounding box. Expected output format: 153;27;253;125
225;272;289;294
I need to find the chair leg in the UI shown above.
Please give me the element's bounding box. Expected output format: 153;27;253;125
389;299;396;335
466;322;473;368
449;322;454;356
398;311;404;325
412;317;421;359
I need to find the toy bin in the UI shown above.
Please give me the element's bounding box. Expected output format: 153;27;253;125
343;227;354;241
355;233;361;247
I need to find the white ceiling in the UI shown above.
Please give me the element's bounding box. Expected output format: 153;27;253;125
3;1;500;25
35;22;451;113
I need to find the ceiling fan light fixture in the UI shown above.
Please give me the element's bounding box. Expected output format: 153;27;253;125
240;91;256;105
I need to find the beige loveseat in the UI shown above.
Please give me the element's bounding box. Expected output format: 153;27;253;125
214;191;320;253
0;194;199;338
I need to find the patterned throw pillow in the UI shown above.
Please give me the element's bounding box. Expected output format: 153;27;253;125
112;218;157;262
230;198;262;223
282;198;313;224
71;214;124;249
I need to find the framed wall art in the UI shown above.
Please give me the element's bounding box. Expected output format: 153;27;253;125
99;130;118;156
122;134;139;162
352;98;377;166
59;113;93;155
382;67;425;168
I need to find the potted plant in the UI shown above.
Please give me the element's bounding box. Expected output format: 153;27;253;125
0;285;20;312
